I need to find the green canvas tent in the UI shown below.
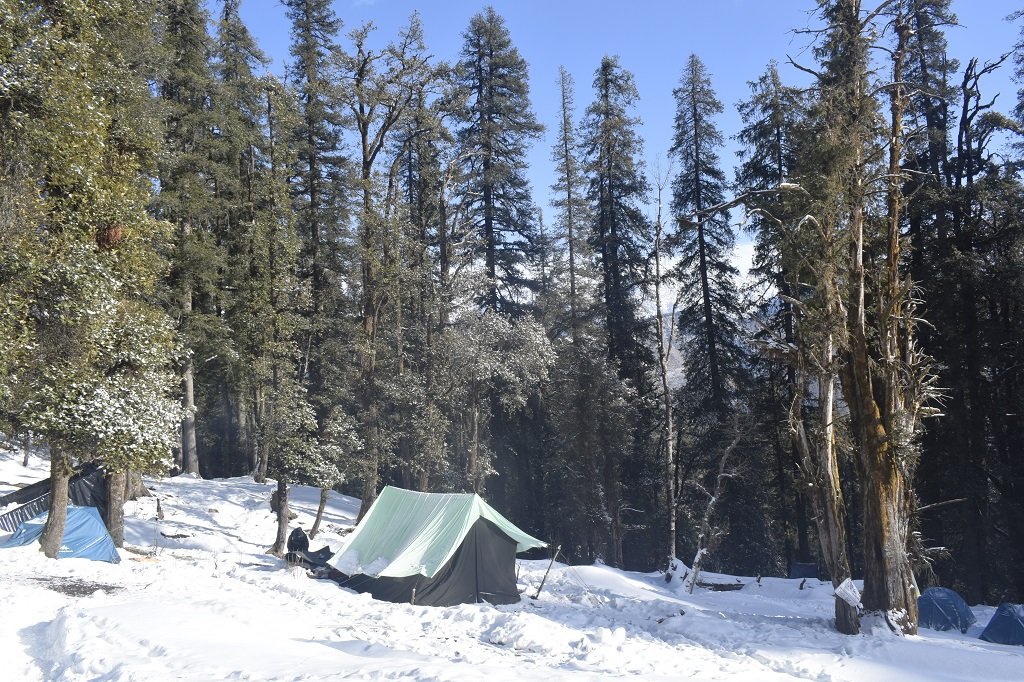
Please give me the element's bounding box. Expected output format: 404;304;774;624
327;486;545;606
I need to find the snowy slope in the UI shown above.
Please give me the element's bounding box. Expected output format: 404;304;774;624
1;451;1022;681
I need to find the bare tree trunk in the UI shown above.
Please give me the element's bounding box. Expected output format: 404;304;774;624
310;487;329;539
791;310;861;635
653;168;677;566
21;432;30;466
181;354;199;476
179;220;199;477
684;428;743;593
469;388;481;494
268;478;289;557
105;470;126;548
125;470;150;499
39;447;72;559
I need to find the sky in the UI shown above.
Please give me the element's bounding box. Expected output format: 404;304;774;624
237;0;1022;238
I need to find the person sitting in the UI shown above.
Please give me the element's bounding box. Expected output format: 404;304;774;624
287;526;309;553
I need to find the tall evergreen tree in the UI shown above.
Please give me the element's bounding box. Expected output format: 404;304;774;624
538;64;632;564
455;6;543;314
210;0;272;477
580;55;653;385
579;55;656;566
909;3;1024;603
784;0;939;634
156;0;222;478
0;0;179;556
283;0;358;506
390;88;454;491
284;0;349;436
669;53;761;577
669;54;746;419
550;66;595;343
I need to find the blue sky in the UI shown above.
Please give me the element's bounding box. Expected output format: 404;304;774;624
237;0;1021;229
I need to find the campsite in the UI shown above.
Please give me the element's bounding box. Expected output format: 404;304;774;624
2;450;1023;682
4;0;1024;679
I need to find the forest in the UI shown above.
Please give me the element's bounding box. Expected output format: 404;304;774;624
1;0;1023;636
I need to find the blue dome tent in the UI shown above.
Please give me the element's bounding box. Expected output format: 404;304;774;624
979;603;1024;646
0;505;120;563
918;586;976;633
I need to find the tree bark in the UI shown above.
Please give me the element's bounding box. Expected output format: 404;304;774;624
791;323;860;635
105;470;126;548
310;487;329;539
268;478;289;557
39;448;72;559
125;470;151;500
181;354;199;476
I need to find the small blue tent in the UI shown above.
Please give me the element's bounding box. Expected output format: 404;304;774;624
980;603;1024;646
0;506;120;563
918;586;976;633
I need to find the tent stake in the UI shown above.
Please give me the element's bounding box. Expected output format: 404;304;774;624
531;545;561;600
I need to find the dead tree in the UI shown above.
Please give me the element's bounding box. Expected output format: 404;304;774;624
683;422;745;594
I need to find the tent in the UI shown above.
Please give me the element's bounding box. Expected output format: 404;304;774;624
0;462;107;533
788;562;818;580
979;603;1024;646
0;505;120;563
918;587;976;633
327;486;545;606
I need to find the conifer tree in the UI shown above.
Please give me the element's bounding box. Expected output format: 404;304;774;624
538;64;632;563
579;55;655;565
156;0;222;478
550;66;594;342
669;54;746;419
210;0;272;476
785;0;938;634
284;0;356;493
455;6;544;314
390;88;453;491
284;0;349;437
669;53;761;577
580;56;653;385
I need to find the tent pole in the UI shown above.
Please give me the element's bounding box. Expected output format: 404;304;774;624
531;545;561;600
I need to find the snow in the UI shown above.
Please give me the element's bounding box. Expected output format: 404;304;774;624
1;451;1022;681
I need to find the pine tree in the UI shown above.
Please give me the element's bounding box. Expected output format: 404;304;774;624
908;5;1024;603
390;88;453;491
284;0;349;436
209;0;271;476
579;55;656;566
550;66;596;343
669;54;746;419
785;0;939;634
537;65;632;563
155;0;223;478
580;56;653;385
284;0;356;489
669;53;763;578
455;6;544;314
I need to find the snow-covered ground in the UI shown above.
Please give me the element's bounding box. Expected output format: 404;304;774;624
1;451;1021;681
